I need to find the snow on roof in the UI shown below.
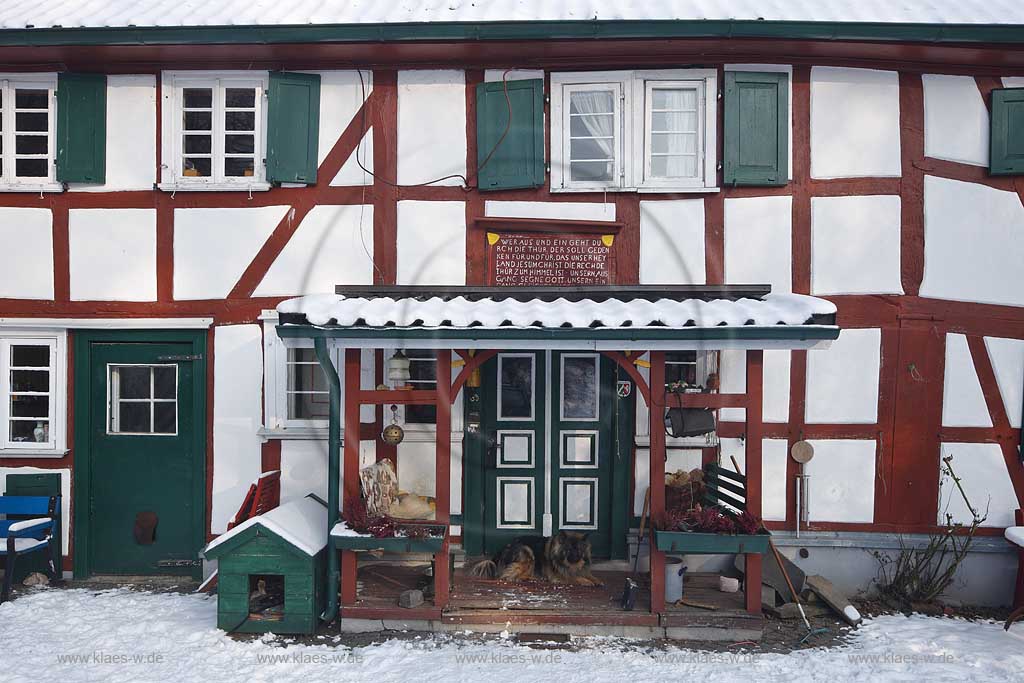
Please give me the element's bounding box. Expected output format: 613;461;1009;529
2;0;1024;31
277;292;837;330
203;495;327;558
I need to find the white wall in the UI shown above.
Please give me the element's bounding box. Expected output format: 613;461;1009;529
940;442;1018;528
805;439;876;523
921;175;1024;308
0;467;71;555
278;439;375;507
70;75;156;192
805;328;881;424
811;195;903;295
210;325;264;534
639;199;706;285
0;208;53;300
724;195;792;293
810;67;901;179
312;70;372;168
332;129;374;187
985;336;1024;429
68;208;156;301
396;201;466;285
253;205;376;296
720;438;789;522
942;334;993;427
923;74;989;167
397;70;466;186
718;348;791;423
485;200;615;223
174;206;287;300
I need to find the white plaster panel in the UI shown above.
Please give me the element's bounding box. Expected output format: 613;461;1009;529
985;336;1024;429
396;201;466;285
805;439;876;523
810;67;901;179
634;448;650;515
211;325;264;534
312;70;372;167
253;205;375;296
724;195;792;294
331;129;373;186
397;70;466;186
173;206;287;300
942;333;992;428
718;349;790;423
725;64;793;180
71;75;156;192
0;467;71;555
921;175;1024;308
485;200;615;222
68;208;156;301
0;208;53;299
665;449;704;477
805;328;881;424
811;194;903;295
278;439;374;507
639;200;705;285
397;441;436;497
719;438;789;522
922;74;989;167
940;442;1018;528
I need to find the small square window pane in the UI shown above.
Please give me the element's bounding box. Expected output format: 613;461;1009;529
569;113;614;138
10;369;49;393
569;90;615;115
651;155;697;179
10;420;47;443
652;88;697;111
225;134;254;154
224;157;255;177
15;112;47;132
12;345;49;367
184;135;212;154
118;366;151;399
15;135;47;154
118;402;151;433
652;112;697;134
153;403;177;434
183;88;212;109
153;367;176;399
11;395;49;418
183;157;212;177
15;159;47;177
225;111;255;131
288;393;329;420
15;89;48;109
184;111;211;131
570;160;613;182
225;88;255;108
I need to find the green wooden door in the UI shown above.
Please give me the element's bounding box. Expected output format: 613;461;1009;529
87;342;200;575
478;351;620;558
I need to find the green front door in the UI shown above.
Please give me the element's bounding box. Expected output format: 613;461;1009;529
75;334;206;578
477;351;623;558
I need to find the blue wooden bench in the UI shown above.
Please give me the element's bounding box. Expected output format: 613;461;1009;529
0;495;61;603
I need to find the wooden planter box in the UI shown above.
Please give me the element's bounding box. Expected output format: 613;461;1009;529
654;529;771;555
331;523;446;554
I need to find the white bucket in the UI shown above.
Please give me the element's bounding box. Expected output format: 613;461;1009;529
665;556;686;603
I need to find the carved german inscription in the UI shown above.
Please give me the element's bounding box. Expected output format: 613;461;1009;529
486;232;616;286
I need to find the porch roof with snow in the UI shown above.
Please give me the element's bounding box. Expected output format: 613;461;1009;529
275;285;839;351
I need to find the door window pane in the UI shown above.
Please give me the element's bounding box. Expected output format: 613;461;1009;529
562;355;599;420
108;365;178;435
499;355;534;420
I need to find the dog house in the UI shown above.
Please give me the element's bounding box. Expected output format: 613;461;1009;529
202;495;328;634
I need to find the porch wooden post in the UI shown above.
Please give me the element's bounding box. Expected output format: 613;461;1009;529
434;350;452;609
649;351;666;614
744;349;764;615
340;348;362;607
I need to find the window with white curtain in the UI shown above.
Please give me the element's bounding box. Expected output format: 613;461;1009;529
551;69;717;192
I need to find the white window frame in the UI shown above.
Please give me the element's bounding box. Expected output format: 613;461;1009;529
0;73;62;193
550;69;718;193
159;71;271;192
106;363;179;436
0;331;67;456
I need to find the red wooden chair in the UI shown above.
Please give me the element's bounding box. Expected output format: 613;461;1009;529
227;470;281;530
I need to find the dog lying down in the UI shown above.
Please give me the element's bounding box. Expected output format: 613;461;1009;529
469;531;602;586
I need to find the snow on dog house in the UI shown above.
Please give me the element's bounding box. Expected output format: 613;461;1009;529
202;495;328;634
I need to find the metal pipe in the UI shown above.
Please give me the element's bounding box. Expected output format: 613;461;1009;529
795;473;801;539
314;337;342;624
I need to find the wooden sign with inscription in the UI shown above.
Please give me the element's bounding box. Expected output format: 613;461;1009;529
485;231;619;287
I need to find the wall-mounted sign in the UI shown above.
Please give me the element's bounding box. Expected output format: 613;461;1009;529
485;231;618;286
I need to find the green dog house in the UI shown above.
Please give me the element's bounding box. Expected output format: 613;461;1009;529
203;495;327;634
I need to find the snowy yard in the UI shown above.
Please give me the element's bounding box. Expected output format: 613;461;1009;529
1;587;1022;683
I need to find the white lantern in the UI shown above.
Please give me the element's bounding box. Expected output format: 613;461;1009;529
387;350;411;384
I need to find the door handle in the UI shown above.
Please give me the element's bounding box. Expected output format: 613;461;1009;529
486;434;501;467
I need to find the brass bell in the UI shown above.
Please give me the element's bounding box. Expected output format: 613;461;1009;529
381;423;405;445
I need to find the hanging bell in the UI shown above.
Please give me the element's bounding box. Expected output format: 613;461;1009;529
381;404;405;445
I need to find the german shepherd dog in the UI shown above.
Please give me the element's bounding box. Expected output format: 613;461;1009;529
469;531;602;586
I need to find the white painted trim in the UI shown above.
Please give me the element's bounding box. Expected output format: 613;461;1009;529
496;353;536;421
496;476;535;529
0;317;214;330
321;336;836;352
543;350;553;532
559;429;600;469
0;331;66;456
496;429;534;469
105;363;179;436
559;476;599;530
0;73;58;189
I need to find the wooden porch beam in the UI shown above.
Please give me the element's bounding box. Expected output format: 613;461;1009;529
340;348;362;607
601;351;651;405
450;349;498;402
744;350;764;616
648;351;666;615
434;350;453;608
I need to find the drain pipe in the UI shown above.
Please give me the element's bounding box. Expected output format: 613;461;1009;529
314;337;342;624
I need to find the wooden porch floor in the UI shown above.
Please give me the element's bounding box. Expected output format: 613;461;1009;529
344;562;761;635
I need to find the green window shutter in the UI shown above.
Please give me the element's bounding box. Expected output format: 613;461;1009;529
266;71;321;184
723;71;788;186
476;78;545;191
990;88;1024;175
56;73;106;183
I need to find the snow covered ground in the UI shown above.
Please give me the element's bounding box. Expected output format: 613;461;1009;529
1;587;1022;683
